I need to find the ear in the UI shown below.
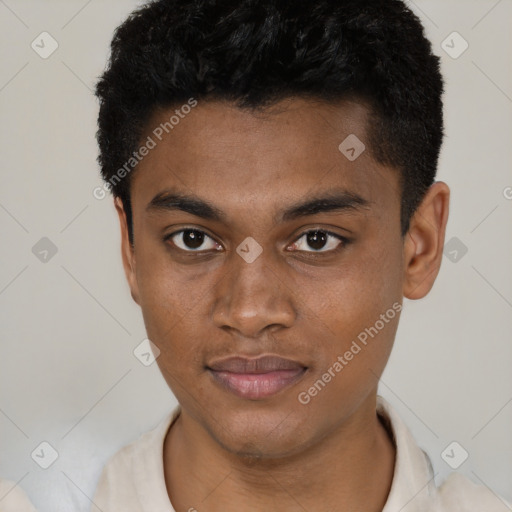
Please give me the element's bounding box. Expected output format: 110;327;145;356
403;181;450;300
114;197;140;305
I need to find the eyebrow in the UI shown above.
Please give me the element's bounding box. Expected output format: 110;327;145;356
146;189;371;223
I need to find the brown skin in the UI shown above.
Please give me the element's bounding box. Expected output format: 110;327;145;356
114;97;450;511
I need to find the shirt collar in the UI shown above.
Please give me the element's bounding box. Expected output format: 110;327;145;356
377;395;439;511
135;396;439;511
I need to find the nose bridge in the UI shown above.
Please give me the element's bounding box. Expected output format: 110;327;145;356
212;247;295;336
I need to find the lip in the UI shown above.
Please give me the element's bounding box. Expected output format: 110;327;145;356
207;355;308;400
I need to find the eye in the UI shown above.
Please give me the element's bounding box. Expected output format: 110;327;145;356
166;228;221;252
289;229;347;253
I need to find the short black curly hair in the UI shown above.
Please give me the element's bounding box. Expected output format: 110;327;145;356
95;0;444;246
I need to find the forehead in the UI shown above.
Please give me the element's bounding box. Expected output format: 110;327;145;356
129;98;400;223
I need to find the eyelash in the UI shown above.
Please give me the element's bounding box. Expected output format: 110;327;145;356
163;227;350;255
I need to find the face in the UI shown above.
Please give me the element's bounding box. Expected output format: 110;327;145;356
115;97;434;458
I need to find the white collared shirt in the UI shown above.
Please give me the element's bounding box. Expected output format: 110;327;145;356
91;396;510;511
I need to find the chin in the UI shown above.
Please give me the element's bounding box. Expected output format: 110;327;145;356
203;409;314;460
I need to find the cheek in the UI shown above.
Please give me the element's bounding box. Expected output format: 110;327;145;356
135;233;212;319
306;247;401;336
134;250;212;371
296;296;399;423
348;229;404;314
299;236;402;388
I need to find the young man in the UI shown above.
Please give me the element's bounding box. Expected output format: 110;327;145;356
92;0;508;510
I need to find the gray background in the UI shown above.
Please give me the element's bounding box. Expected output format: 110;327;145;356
1;1;511;510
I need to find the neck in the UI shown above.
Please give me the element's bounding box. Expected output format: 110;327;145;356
164;394;395;512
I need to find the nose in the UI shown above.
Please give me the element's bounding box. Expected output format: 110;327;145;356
211;249;296;339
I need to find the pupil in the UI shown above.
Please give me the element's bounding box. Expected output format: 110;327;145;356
184;229;204;249
307;231;327;250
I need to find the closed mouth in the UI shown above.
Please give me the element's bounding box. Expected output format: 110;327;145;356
206;355;308;400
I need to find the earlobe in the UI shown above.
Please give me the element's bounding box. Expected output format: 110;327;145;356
114;197;140;305
403;181;450;300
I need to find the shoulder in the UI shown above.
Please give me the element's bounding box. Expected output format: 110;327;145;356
92;409;179;511
376;396;510;512
437;472;511;512
0;479;36;512
92;436;143;510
